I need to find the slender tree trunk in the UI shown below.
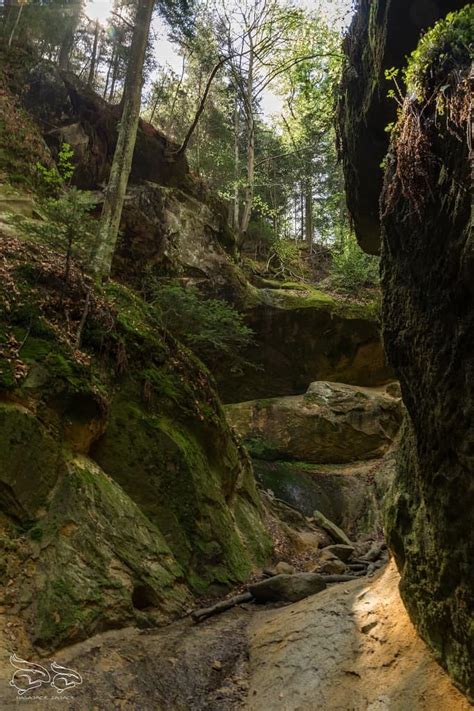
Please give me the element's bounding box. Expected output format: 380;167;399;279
103;43;115;98
58;11;79;71
305;177;313;249
109;50;120;102
7;3;23;48
166;51;188;136
92;0;154;279
293;193;297;238
88;20;100;87
149;88;160;123
233;100;240;228
239;45;255;239
2;0;15;38
195;69;203;173
300;184;304;241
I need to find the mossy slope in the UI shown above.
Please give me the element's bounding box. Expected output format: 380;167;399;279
0;233;271;650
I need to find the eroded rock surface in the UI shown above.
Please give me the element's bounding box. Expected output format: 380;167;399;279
0;236;270;652
218;290;392;402
246;562;470;711
226;381;402;463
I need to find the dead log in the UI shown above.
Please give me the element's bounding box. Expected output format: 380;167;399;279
191;592;253;623
321;574;362;583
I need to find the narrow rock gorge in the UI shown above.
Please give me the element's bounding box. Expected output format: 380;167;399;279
0;1;472;709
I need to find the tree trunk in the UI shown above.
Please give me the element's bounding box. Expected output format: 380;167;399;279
233;100;240;228
239;46;255;240
103;43;115;98
305;177;313;249
149;84;161;123
166;51;188;136
92;0;154;279
109;50;120;102
58;11;79;71
300;185;304;240
87;20;100;87
7;3;22;48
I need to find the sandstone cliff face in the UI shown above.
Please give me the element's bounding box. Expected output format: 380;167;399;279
337;0;466;254
217;286;392;403
339;3;473;699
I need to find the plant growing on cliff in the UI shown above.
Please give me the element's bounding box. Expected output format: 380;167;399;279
10;144;97;283
150;282;254;373
404;7;474;100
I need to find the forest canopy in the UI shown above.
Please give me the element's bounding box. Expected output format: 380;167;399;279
1;0;377;290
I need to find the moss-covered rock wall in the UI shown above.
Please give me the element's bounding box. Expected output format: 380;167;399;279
337;0;466;254
217;286;392;402
381;18;473;697
339;2;473;699
0;234;271;651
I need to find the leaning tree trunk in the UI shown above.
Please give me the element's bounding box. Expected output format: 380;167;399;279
92;0;154;279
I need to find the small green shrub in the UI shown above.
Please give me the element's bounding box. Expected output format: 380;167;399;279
12;188;98;282
267;238;304;278
35;142;75;190
245;218;277;253
329;234;379;293
10;144;97;281
150;283;254;373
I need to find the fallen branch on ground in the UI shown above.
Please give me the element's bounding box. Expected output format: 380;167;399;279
192;592;253;623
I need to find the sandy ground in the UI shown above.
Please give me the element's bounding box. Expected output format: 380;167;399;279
246;561;471;711
0;561;470;710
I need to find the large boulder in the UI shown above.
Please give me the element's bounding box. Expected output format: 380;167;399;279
337;0;466;254
226;381;402;464
217;287;393;402
249;573;326;603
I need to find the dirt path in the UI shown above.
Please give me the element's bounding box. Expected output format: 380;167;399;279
0;562;469;710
